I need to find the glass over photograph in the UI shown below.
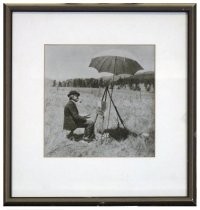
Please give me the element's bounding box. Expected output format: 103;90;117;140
44;45;155;157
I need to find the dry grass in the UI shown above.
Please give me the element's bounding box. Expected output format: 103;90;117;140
44;84;155;157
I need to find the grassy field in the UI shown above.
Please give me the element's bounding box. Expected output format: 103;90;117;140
44;84;155;157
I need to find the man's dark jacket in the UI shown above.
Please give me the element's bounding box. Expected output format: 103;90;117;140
63;100;86;130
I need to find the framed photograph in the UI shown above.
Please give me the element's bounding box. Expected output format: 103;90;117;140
4;3;196;206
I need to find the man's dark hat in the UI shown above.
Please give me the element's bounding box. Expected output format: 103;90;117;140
67;90;80;97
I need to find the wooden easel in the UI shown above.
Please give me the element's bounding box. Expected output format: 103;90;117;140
94;86;126;129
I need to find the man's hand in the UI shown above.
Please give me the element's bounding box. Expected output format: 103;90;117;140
83;114;91;119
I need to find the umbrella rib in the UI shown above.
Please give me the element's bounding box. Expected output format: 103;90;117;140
123;57;127;75
113;56;116;75
93;57;103;69
98;56;111;73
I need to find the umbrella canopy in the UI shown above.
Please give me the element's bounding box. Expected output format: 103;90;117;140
133;70;154;80
89;56;143;75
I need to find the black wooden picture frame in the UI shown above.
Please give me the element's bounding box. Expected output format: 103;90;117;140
4;3;196;206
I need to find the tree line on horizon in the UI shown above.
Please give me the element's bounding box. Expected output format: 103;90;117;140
52;77;154;91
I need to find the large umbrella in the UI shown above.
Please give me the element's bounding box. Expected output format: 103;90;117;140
89;56;143;75
89;55;143;131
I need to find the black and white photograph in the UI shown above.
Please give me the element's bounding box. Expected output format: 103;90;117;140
3;2;197;206
44;45;155;157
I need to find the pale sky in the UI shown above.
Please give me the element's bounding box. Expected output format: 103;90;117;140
45;45;155;80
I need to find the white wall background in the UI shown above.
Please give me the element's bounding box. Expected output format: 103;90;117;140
0;0;199;209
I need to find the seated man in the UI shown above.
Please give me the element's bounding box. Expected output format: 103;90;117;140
63;90;95;142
